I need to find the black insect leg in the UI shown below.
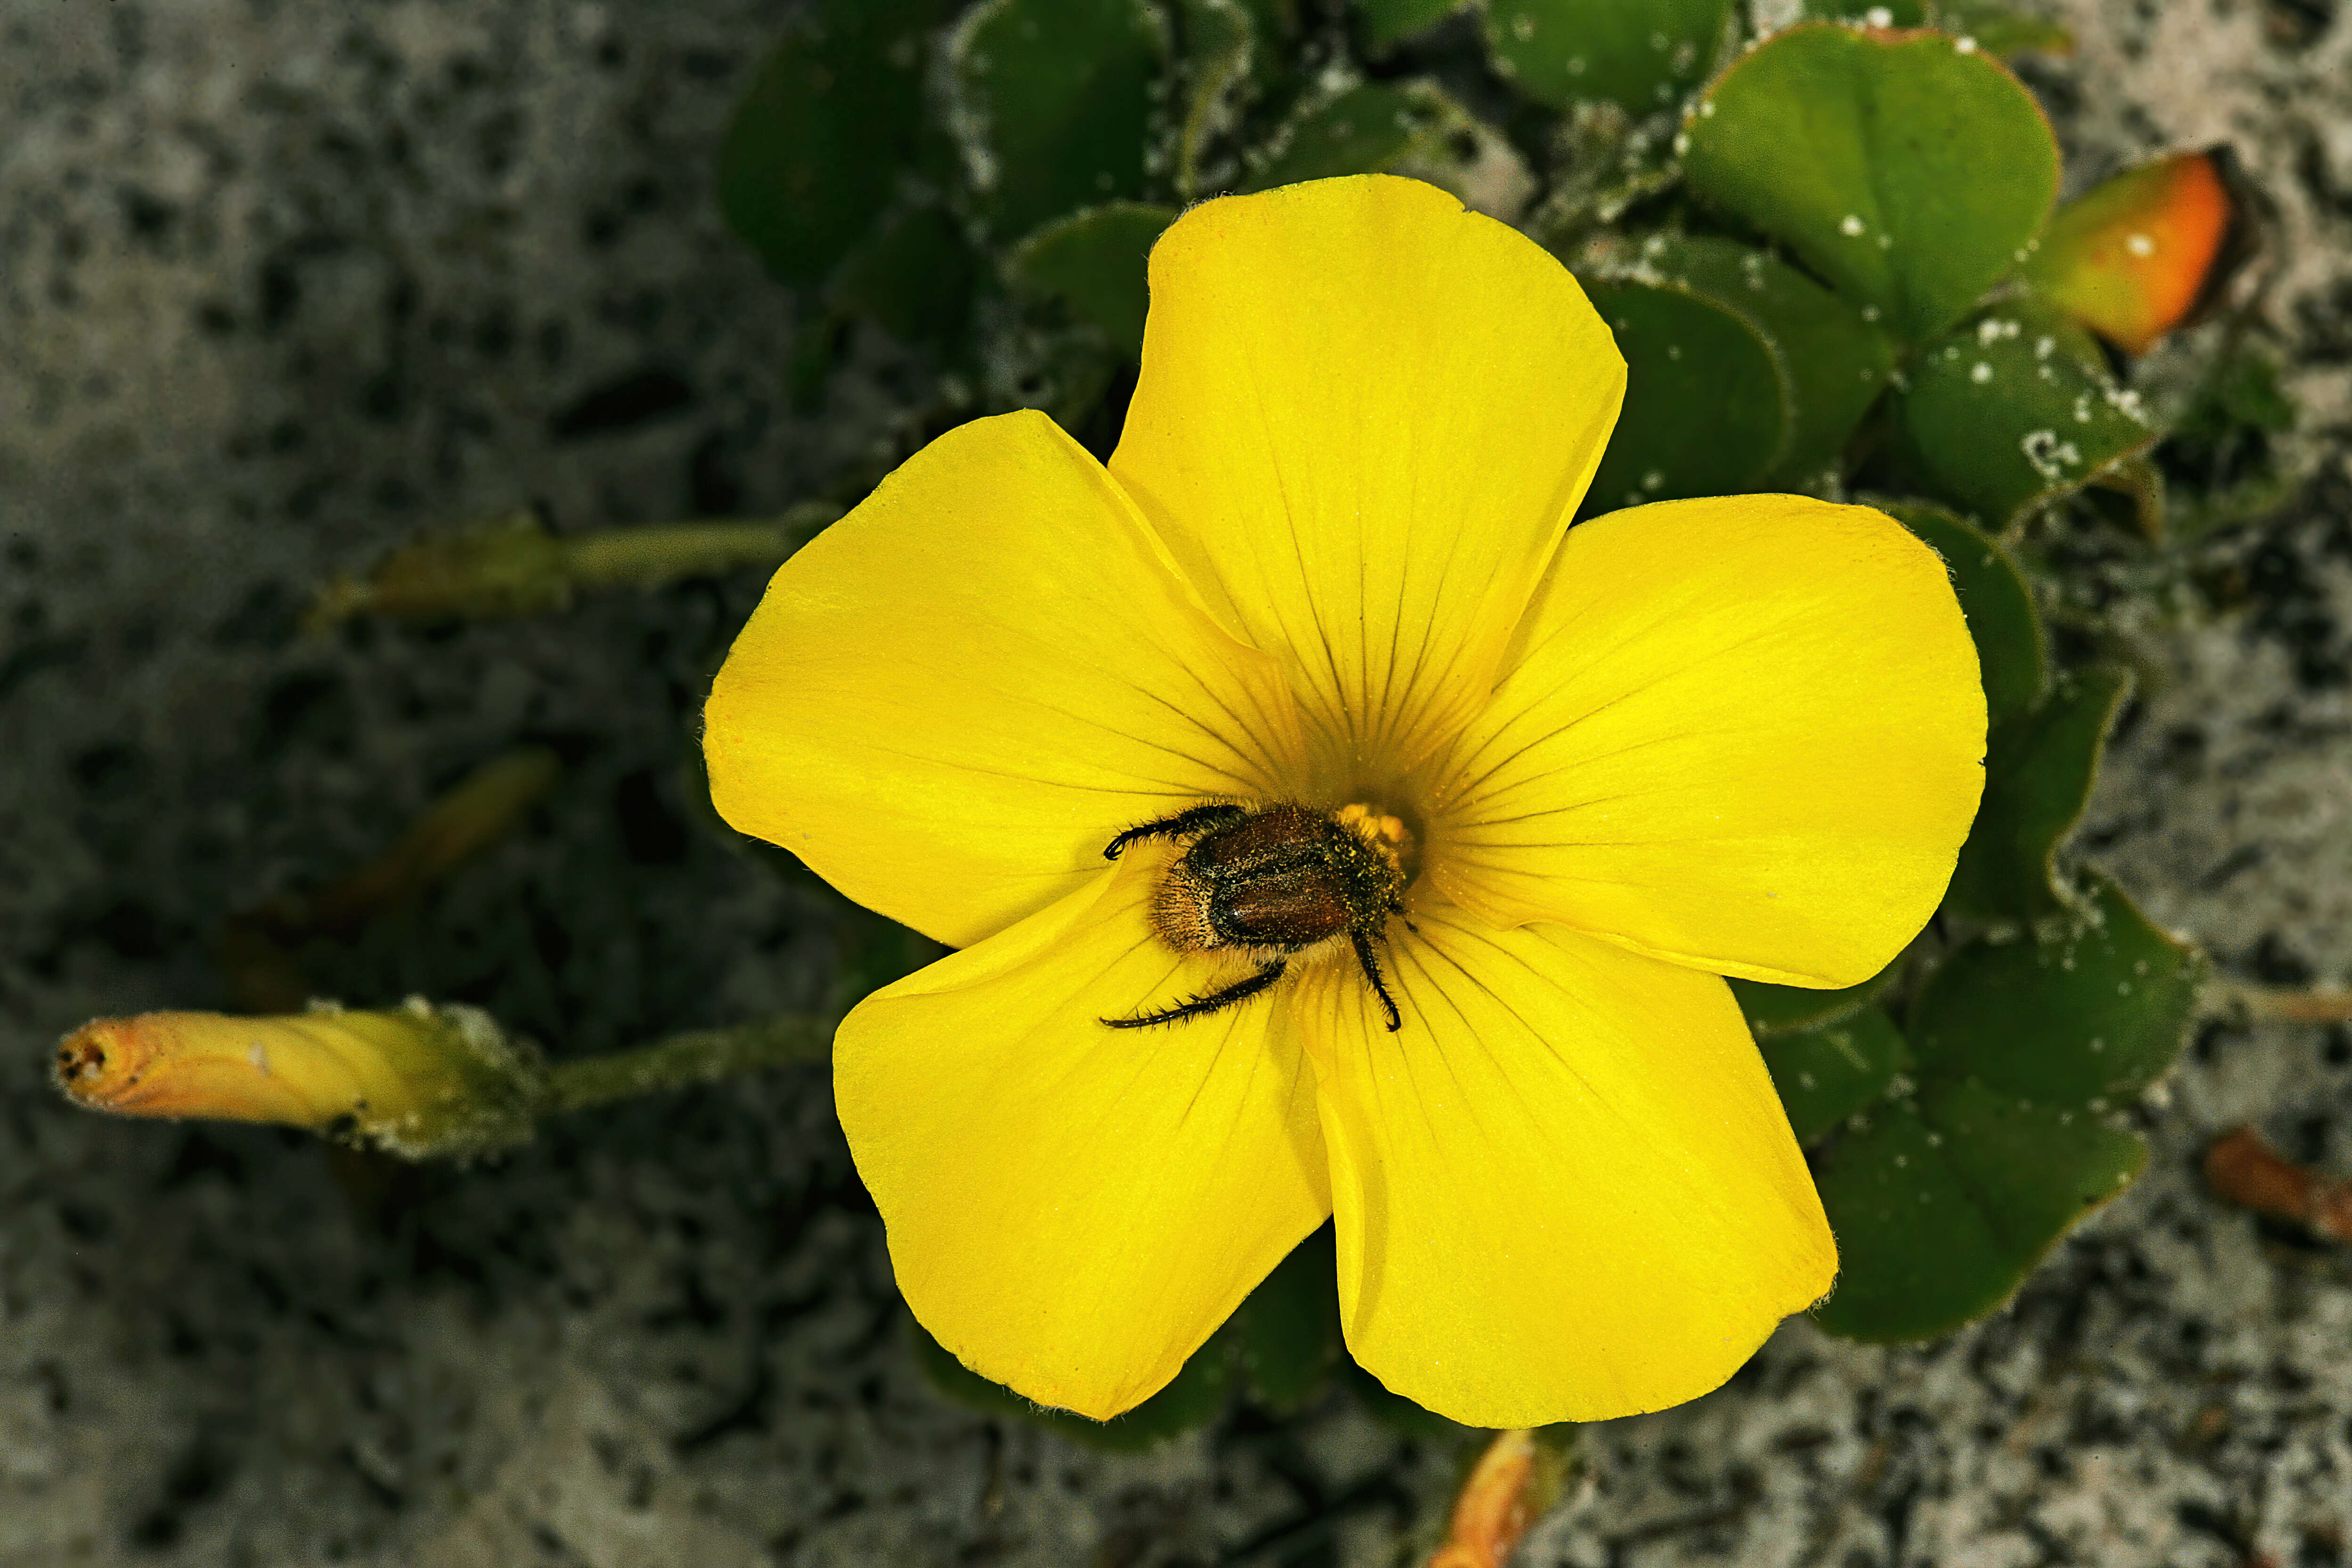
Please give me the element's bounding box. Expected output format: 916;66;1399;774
1102;959;1287;1029
1351;930;1403;1032
1102;802;1251;860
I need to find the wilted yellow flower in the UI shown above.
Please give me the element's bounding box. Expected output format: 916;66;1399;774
704;175;1984;1426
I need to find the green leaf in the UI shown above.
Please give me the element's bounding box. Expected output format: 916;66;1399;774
1763;1005;1914;1147
1934;1;2074;57
1871;499;2045;726
1681;23;2058;344
1890;302;2161;528
1811;1083;2145;1341
828;203;982;348
1731;963;1895;1037
1356;0;1466;51
1642;236;1896;489
1813;874;2198;1343
1797;0;2072;55
946;0;1169;242
1227;1225;1344;1415
717;0;957;287
1579;278;1792;510
1945;664;2130;922
909;1315;1233;1449
1006;202;1174;359
1483;0;1734;114
1243;80;1469;189
1911;870;2201;1106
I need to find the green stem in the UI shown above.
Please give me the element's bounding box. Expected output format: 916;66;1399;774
559;503;841;590
547;1013;834;1117
2213;977;2352;1024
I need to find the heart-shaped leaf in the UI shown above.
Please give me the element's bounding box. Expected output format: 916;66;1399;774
946;0;1169;242
1889;302;2161;528
1814;874;2197;1341
1006;203;1175;359
1799;0;2074;57
1642;236;1896;489
1763;1004;1914;1147
1243;79;1470;189
718;0;959;287
1484;0;1734;114
1579;278;1792;510
1681;23;2058;344
1933;1;2074;57
1910;870;2201;1106
1812;1080;2145;1341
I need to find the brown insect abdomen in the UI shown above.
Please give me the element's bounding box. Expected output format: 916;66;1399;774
1214;869;1350;948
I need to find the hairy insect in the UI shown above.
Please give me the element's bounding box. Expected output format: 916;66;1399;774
1099;801;1409;1032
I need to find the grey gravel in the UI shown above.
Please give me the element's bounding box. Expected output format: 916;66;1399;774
3;1;2351;1566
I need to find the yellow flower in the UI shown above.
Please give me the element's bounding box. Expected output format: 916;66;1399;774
703;175;1985;1427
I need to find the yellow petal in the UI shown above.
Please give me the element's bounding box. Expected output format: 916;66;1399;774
1426;495;1985;987
1292;905;1835;1427
705;409;1308;947
837;854;1331;1420
1111;175;1624;795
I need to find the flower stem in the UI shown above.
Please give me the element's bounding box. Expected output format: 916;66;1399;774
547;1013;833;1117
306;502;842;627
2212;977;2352;1022
559;514;831;591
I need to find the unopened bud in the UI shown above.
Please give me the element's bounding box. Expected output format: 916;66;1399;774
1428;1428;1575;1568
55;1000;548;1160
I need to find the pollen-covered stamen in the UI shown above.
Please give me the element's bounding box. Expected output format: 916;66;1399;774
1335;802;1415;888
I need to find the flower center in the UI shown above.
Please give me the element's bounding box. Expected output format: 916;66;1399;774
1335;801;1418;889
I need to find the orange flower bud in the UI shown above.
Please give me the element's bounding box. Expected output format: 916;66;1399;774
2028;150;2244;355
55;1002;547;1160
1428;1428;1574;1568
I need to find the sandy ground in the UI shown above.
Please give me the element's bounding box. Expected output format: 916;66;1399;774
3;1;2351;1565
